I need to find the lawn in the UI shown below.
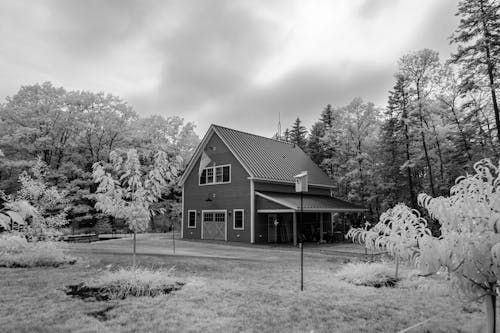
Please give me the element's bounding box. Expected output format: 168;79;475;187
0;235;491;333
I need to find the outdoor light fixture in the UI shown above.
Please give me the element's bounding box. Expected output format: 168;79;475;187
205;193;216;202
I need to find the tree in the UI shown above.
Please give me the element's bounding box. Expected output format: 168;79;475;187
348;203;431;278
289;118;307;149
418;158;500;333
283;128;290;142
450;0;500;144
0;157;68;240
320;104;334;128
68;91;138;167
92;149;181;266
128;115;199;167
398;49;441;196
350;158;500;333
306;122;326;165
382;74;418;208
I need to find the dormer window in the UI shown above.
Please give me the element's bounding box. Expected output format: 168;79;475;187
200;165;231;185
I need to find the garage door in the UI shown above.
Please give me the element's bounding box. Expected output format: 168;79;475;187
202;211;226;240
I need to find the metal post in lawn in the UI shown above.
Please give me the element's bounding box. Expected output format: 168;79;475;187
172;221;176;254
300;190;303;291
294;171;308;292
133;231;136;267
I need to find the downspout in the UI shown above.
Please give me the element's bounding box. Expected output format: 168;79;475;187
180;184;184;239
250;179;255;243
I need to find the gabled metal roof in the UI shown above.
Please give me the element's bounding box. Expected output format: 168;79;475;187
179;124;335;187
256;191;367;212
213;125;335;186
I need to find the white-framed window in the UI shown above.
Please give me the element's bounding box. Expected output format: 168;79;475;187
188;210;197;228
233;209;244;230
199;165;231;185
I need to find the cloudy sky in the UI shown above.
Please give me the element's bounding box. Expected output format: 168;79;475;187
0;0;459;137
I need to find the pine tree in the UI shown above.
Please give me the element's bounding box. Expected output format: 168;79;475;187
283;128;290;142
320;104;334;128
383;74;418;208
289;118;307;149
306;122;325;165
450;0;500;144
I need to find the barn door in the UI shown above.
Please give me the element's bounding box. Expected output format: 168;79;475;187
202;211;226;241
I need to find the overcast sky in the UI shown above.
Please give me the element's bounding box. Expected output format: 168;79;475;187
0;0;459;137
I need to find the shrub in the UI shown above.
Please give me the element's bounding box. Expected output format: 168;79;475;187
0;233;76;267
94;267;181;298
93;219;112;234
335;261;400;287
66;267;183;301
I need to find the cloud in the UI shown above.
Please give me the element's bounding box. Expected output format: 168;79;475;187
156;1;281;110
44;0;159;59
357;0;395;19
0;0;460;138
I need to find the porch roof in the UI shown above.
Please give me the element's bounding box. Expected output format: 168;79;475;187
255;191;367;213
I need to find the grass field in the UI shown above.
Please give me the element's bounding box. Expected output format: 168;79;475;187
0;235;492;332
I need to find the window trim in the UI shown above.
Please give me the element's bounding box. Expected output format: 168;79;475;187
201;209;227;241
187;210;197;228
199;164;231;186
233;209;244;230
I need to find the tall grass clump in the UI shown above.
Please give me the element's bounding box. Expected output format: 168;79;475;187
335;261;400;287
83;267;183;300
0;233;76;267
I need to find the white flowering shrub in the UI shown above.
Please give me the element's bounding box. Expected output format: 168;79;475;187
0;233;75;267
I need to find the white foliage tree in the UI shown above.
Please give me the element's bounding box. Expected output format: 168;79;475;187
92;149;181;266
348;158;500;333
348;203;431;278
417;158;500;333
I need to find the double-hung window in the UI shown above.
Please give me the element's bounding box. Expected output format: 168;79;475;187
188;210;196;228
233;209;244;230
200;165;230;185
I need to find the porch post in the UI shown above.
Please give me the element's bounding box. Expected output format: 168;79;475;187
331;212;334;232
293;211;297;246
320;213;324;242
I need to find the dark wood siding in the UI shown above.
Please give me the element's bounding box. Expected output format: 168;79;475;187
254;182;331;196
183;133;251;242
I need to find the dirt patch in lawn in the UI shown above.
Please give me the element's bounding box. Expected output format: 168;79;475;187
86;305;117;321
65;282;185;301
370;277;400;288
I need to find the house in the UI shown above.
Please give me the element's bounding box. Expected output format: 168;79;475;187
179;124;366;245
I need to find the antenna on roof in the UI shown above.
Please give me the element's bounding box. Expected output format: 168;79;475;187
278;112;282;139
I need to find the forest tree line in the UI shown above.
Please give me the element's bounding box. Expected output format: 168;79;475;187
0;0;498;231
278;0;499;221
0;83;199;233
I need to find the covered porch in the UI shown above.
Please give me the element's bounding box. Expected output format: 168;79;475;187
254;191;367;245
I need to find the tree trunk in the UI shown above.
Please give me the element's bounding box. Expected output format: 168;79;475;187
451;105;472;162
133;232;136;267
480;0;500;145
395;255;399;279
485;285;496;333
417;84;436;196
404;122;416;207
